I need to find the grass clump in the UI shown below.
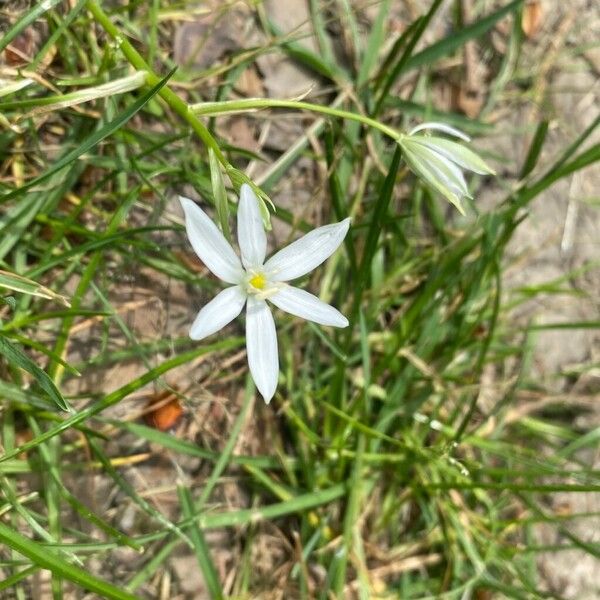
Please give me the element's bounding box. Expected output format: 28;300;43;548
0;1;598;599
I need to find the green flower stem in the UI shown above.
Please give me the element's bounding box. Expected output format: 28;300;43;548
86;1;227;167
190;98;402;143
87;1;402;186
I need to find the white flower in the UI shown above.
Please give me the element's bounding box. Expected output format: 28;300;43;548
180;184;350;404
397;122;495;214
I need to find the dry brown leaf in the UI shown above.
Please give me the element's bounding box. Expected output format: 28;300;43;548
522;0;544;39
143;389;184;431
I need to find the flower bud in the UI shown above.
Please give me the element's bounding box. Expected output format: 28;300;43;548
398;122;495;214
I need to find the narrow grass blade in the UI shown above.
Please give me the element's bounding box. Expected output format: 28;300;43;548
0;69;174;204
196;376;254;508
0;337;70;412
0;565;39;591
0;338;243;463
265;19;348;82
0;0;63;53
519;120;549;179
405;0;524;72
178;485;224;600
357;0;391;87
358;147;402;287
374;0;443;114
0;270;70;306
515;142;600;210
0;522;138;600
109;420;289;469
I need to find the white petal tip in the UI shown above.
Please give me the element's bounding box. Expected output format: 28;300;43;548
178;195;194;209
325;313;350;328
454;201;467;216
246;298;279;408
264;217;351;282
409;122;471;142
261;392;274;405
179;196;202;218
254;378;276;404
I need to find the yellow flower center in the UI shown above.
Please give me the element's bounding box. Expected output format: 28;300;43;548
249;273;267;290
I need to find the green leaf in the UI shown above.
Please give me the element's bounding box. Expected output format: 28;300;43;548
0;270;70;306
0;337;243;463
0;522;138;600
266;19;348;82
519;120;549;179
0;337;70;412
178;485;224;600
0;0;64;54
0;69;175;204
359;147;404;281
404;0;524;72
357;0;391;86
108;420;289;469
374;0;443;114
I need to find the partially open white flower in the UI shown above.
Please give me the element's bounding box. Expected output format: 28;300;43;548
397;122;495;214
180;185;350;403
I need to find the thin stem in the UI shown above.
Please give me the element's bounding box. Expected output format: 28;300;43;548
86;1;228;167
190;98;402;143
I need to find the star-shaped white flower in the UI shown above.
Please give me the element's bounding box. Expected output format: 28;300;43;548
180;185;350;403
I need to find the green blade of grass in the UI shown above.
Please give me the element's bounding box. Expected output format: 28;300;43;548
519;120;549;179
0;0;64;53
0;338;243;464
374;0;443;114
0;522;139;600
0;270;70;306
357;0;391;87
0;337;70;412
177;485;224;600
108;420;292;470
0;69;173;204
404;0;524;72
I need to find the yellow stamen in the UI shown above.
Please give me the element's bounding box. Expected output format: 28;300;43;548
249;273;267;290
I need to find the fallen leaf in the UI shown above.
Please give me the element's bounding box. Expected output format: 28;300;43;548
143;389;184;431
522;0;543;39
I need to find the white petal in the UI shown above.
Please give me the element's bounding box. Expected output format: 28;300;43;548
432;152;469;195
411;137;494;175
180;196;244;284
246;296;279;404
405;142;469;196
264;218;350;282
237;184;267;269
269;285;348;327
189;285;246;340
408;122;471;141
402;149;465;214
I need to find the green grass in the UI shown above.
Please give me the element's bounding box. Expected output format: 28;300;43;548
0;1;599;598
